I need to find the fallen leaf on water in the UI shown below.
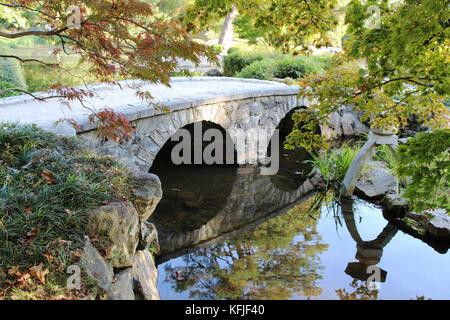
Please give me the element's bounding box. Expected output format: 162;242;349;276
29;263;50;284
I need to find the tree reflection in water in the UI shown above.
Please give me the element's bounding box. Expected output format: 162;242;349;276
162;201;329;300
336;279;379;300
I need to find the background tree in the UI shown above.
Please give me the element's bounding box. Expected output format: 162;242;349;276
218;4;238;54
182;0;339;53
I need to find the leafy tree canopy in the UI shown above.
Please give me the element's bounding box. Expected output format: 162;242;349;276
182;0;339;53
288;0;449;152
0;0;217;139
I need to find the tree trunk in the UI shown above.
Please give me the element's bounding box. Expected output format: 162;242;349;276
218;5;238;54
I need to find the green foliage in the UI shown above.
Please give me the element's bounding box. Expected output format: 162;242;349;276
237;55;331;80
396;130;450;212
0;58;27;90
211;44;223;54
183;0;338;53
293;0;449;150
0;123;133;272
233;14;266;42
307;143;361;188
0;5;28;29
0;81;22;98
145;0;191;19
373;144;397;171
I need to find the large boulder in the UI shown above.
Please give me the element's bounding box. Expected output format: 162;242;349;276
88;202;140;268
129;170;163;221
132;250;160;300
106;268;135;300
355;169;399;200
79;237;114;292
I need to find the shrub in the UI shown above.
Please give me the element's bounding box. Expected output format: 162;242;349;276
237;54;331;81
222;46;283;76
0;58;27;90
236;59;277;80
396;130;449;212
0;81;22;98
211;44;223;54
223;50;263;76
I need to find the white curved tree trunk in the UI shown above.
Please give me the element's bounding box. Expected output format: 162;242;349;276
218;5;238;54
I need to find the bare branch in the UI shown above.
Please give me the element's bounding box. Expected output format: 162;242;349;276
0;27;69;39
0;2;57;19
0;88;70;101
0;55;59;67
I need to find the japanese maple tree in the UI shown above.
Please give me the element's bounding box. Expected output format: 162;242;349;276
0;0;218;140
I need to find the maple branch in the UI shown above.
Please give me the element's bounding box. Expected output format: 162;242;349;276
0;88;67;101
0;27;69;39
0;2;57;19
0;55;59;67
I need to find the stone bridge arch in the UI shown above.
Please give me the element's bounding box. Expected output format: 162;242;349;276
73;78;304;172
0;77;368;172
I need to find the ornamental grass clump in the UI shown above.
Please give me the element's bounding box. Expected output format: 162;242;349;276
307;143;361;190
0;123;133;298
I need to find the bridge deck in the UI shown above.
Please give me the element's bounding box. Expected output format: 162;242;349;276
0;77;298;133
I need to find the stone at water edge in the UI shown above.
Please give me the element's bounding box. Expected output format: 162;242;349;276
132;250;161;300
355;169;399;200
88;202;140;268
425;209;450;239
401;216;428;237
106;268;135;300
138;221;160;253
129;170;163;222
79;237;114;292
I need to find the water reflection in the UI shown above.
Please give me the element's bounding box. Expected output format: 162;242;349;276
156;196;450;300
161;201;328;300
340;197;397;284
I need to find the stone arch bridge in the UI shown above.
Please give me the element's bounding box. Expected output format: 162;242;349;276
0;77;308;171
0;77;367;171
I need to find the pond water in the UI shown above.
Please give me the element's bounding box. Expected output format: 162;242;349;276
153;196;450;300
148;122;450;300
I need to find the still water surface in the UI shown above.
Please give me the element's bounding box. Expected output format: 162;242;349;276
155;198;450;300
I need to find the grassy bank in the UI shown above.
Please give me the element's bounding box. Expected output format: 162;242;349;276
0;123;133;299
